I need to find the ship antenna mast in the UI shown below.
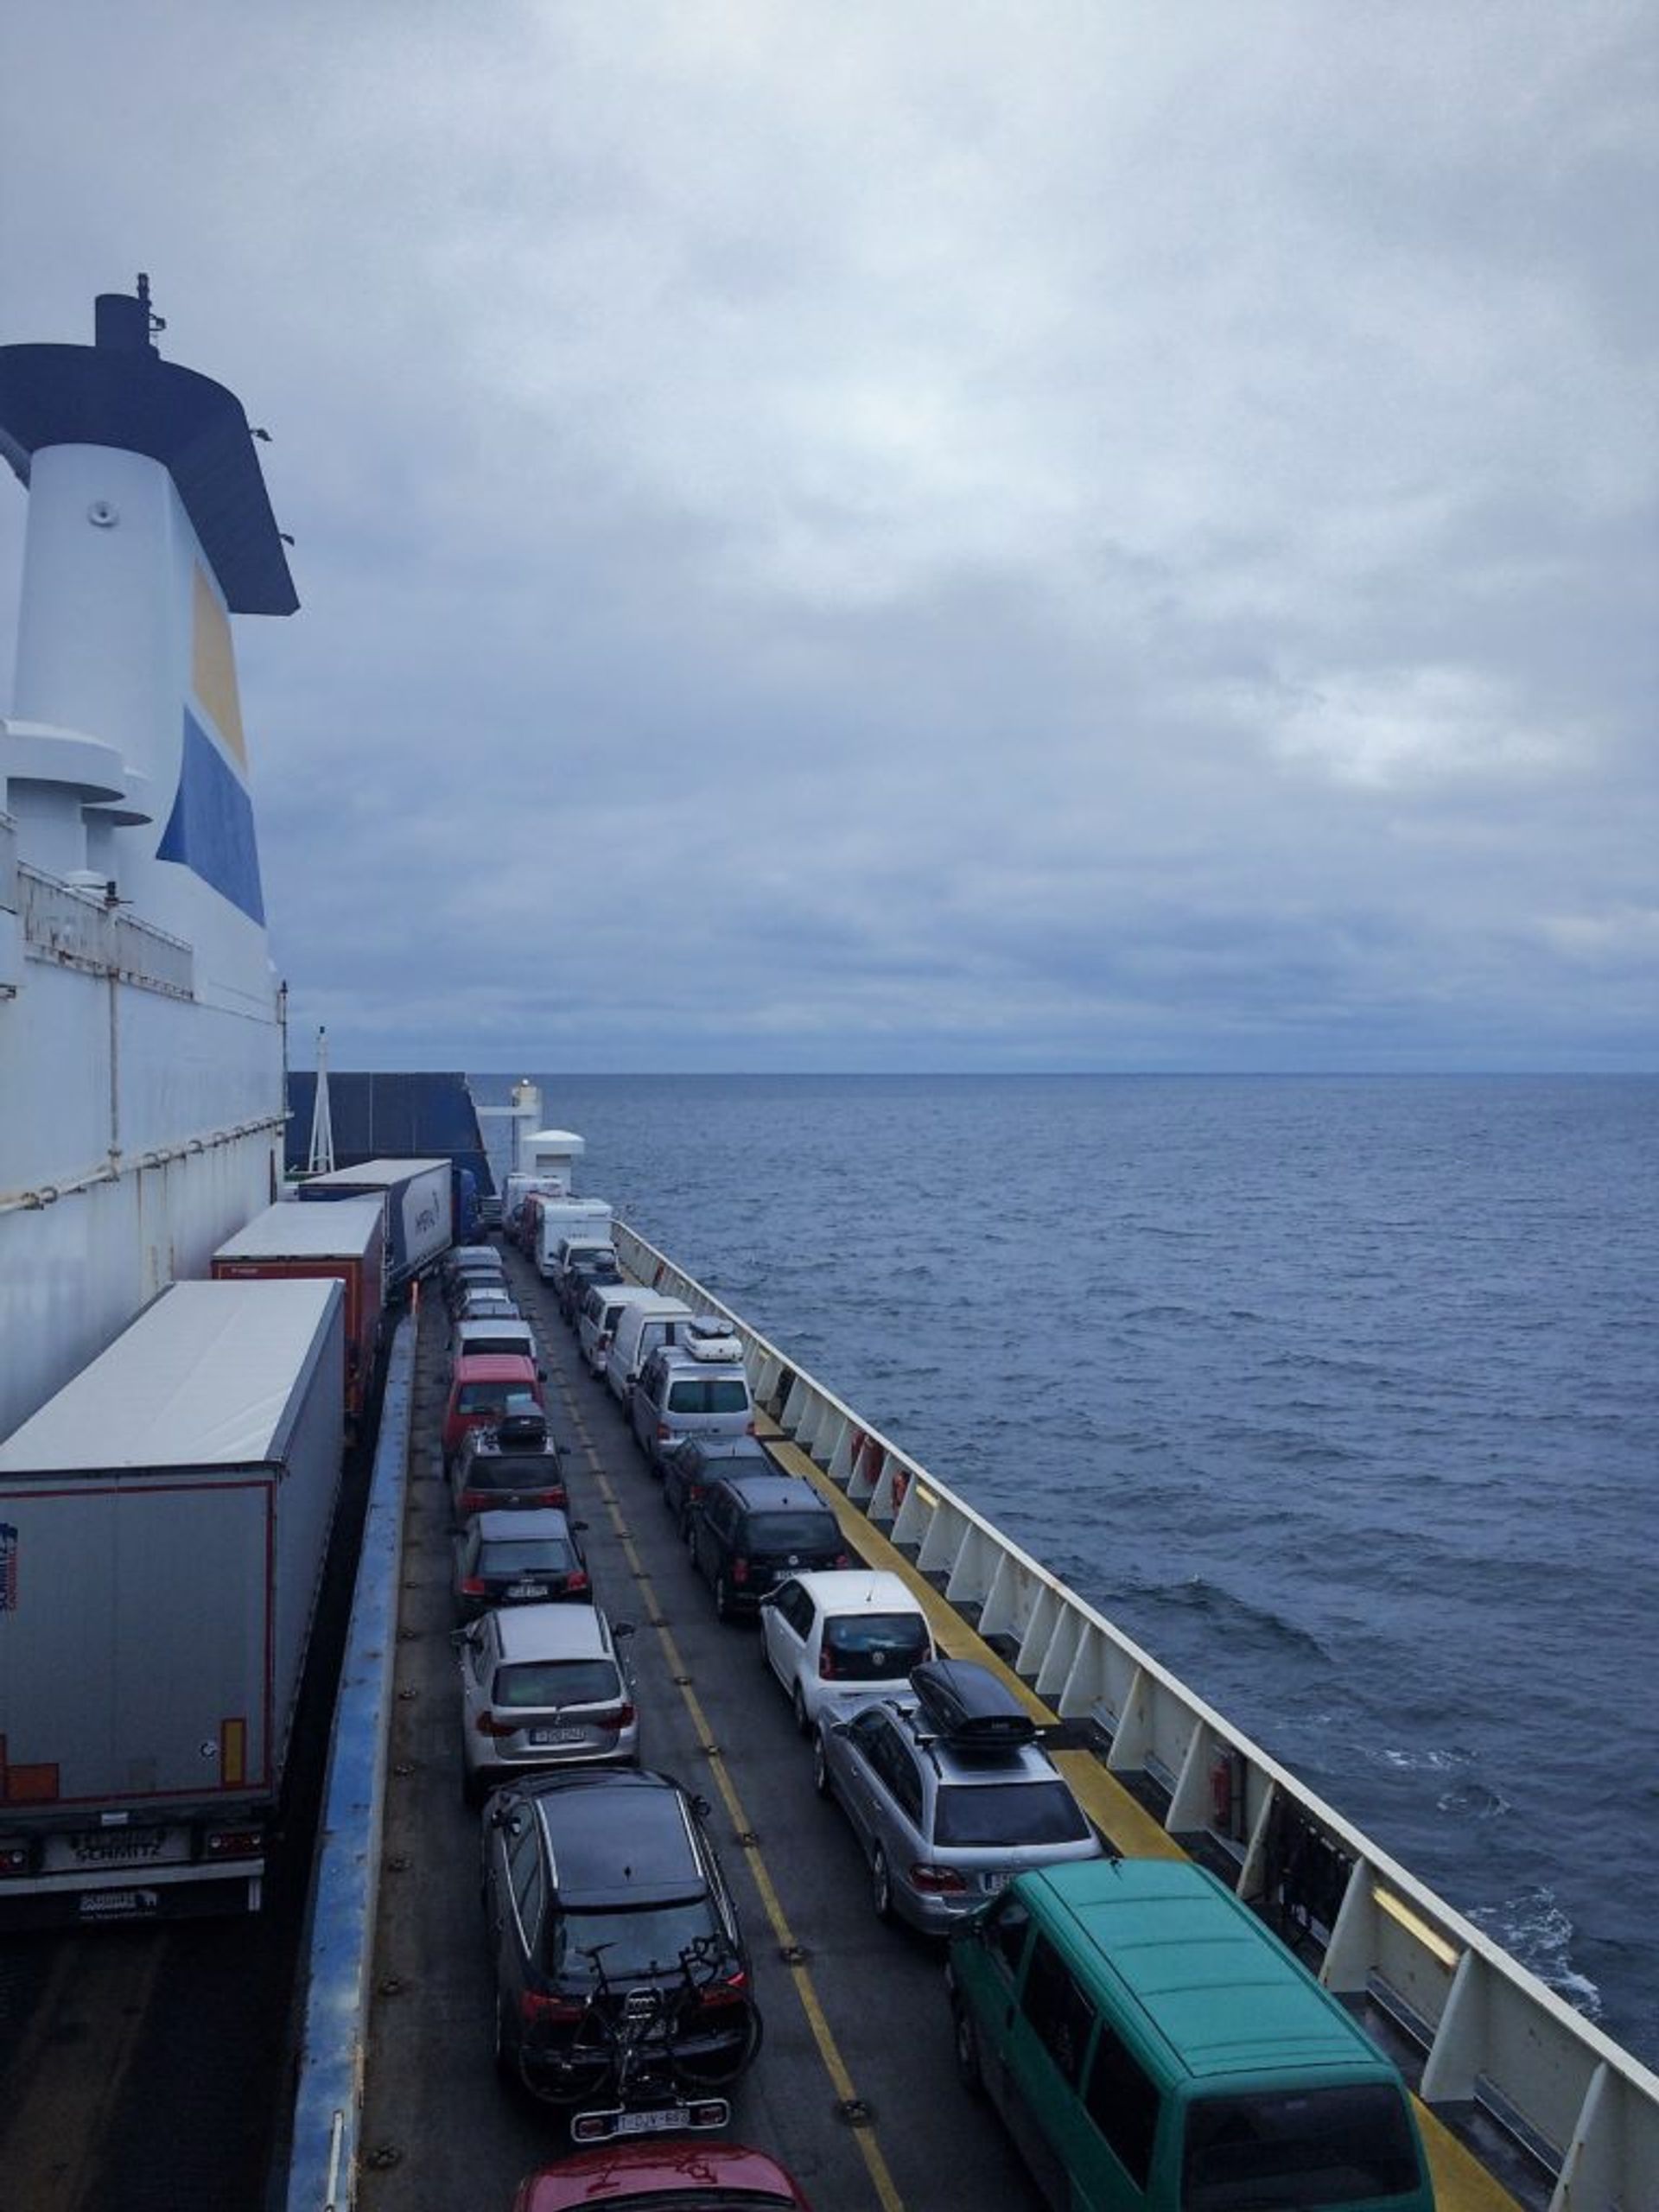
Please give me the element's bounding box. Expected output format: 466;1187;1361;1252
307;1028;336;1175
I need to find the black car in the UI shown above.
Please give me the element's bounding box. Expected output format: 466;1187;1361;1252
454;1508;590;1621
480;1767;760;2135
687;1470;849;1622
450;1414;568;1523
660;1433;772;1540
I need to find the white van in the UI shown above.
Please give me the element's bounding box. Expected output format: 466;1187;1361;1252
577;1282;665;1379
604;1297;695;1408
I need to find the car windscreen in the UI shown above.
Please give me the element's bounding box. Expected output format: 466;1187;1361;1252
478;1536;577;1574
494;1660;618;1709
823;1613;931;1676
552;1898;722;1982
932;1778;1093;1847
743;1510;840;1553
1180;2082;1422;2210
665;1377;751;1413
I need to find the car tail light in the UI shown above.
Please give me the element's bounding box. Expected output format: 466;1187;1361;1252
520;1989;585;2027
910;1863;969;1895
697;1968;748;2009
567;1570;589;1593
203;1827;264;1860
657;1422;671;1442
0;1841;34;1877
460;1575;486;1596
731;1555;749;1585
745;1418;757;1435
475;1713;517;1737
818;1649;839;1679
595;1703;635;1732
834;1551;851;1568
459;1490;484;1516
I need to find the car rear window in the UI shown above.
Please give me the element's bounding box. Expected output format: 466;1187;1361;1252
1181;2082;1422;2210
474;1453;558;1488
494;1660;619;1709
932;1778;1092;1847
463;1334;529;1358
478;1535;578;1575
665;1377;751;1414
552;1898;721;1981
457;1382;537;1416
823;1612;931;1676
743;1510;841;1553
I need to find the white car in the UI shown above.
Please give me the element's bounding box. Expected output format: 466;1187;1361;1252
756;1568;936;1733
455;1601;638;1804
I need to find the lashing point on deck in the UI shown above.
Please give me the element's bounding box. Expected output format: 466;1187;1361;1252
836;2097;874;2128
385;1854;410;1873
735;1830;760;1849
366;2144;402;2170
779;1943;809;1966
377;1976;408;1999
672;1674;693;1686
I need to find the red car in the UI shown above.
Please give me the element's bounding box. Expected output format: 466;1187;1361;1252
512;2140;813;2210
442;1351;543;1466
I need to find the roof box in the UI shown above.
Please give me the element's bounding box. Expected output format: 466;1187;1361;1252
493;1411;550;1450
909;1658;1037;1748
682;1319;745;1363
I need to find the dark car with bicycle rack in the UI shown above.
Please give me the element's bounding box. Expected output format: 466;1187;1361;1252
480;1766;761;2139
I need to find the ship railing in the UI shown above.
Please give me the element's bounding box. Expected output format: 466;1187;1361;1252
0;812;17;995
616;1218;1659;2212
16;862;194;996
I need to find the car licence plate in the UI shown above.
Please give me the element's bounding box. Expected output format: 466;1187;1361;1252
506;1582;548;1599
529;1726;587;1746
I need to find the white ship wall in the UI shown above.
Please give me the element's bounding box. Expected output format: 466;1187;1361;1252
0;944;282;1441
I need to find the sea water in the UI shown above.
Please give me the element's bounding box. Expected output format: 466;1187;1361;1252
474;1072;1659;2066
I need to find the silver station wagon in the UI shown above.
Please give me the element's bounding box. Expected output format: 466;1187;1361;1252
813;1657;1102;1935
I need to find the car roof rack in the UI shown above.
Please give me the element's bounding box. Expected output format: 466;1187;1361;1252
492;1410;550;1450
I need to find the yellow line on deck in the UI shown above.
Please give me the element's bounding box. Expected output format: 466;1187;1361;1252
560;1393;909;2212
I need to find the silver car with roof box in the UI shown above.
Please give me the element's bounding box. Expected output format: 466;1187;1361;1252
813;1657;1102;1933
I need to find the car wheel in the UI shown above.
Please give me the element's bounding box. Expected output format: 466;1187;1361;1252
714;1572;734;1624
461;1764;484;1810
952;1999;984;2098
871;1845;894;1923
812;1733;832;1799
791;1683;810;1735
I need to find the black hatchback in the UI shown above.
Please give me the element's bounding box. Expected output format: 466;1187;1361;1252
688;1470;850;1622
480;1767;760;2139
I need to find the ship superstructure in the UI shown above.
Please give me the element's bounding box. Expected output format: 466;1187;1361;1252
0;278;296;1440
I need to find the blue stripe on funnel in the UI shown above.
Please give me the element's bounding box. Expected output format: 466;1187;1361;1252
156;709;266;924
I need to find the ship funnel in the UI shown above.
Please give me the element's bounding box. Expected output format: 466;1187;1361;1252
93;286;158;356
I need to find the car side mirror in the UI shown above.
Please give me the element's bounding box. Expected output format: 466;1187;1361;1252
612;1620;636;1637
690;1793;713;1819
572;1519;588;1533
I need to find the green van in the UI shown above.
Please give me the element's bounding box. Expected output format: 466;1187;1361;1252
944;1857;1435;2212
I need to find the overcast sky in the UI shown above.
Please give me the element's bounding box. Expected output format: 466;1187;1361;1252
3;3;1655;1071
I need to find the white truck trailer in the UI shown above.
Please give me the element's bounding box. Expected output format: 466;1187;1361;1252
297;1155;453;1291
534;1196;614;1281
0;1277;345;1924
